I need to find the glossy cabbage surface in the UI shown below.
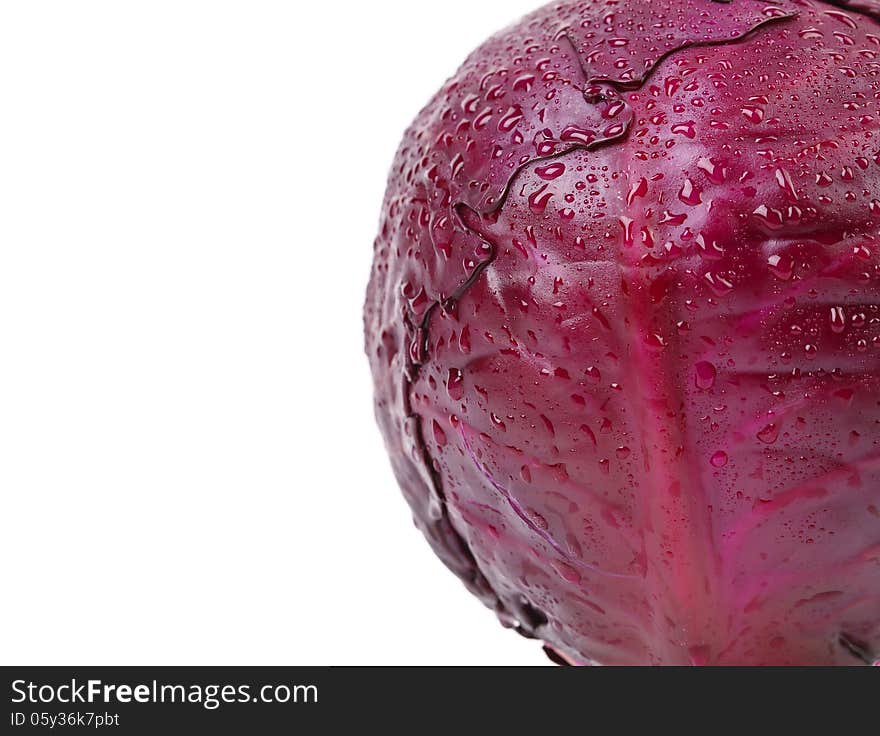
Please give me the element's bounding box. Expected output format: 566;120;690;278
365;0;880;665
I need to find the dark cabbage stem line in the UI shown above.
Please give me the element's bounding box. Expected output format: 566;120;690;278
838;632;875;664
565;10;799;93
402;2;802;640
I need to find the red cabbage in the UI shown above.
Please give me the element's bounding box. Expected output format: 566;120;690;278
365;0;880;665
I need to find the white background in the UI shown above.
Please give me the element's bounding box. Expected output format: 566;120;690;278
0;1;547;665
